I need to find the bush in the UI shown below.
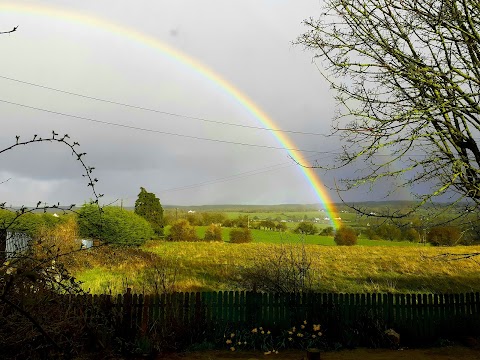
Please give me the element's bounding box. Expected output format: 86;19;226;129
77;204;154;246
403;228;420;242
275;222;288;232
334;226;357;246
223;216;249;228
427;226;461;246
201;212;227;226
204;223;223;242
0;210;66;239
229;228;253;243
0;244;99;359
294;222;317;235
35;215;79;256
260;220;276;230
320;226;334;236
223;218;235;228
365;227;381;240
238;244;315;293
167;219;199;242
376;224;402;241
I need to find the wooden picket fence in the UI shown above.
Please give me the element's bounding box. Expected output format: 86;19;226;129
76;290;480;344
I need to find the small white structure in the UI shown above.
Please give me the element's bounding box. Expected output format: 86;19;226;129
5;232;31;259
80;239;93;249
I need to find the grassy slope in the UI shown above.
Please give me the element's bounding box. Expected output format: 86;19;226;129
73;241;480;295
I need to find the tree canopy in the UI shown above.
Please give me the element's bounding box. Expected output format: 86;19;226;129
167;219;199;242
298;0;480;213
134;187;164;237
294;222;318;235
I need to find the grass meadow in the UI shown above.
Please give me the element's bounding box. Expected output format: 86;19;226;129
72;240;480;296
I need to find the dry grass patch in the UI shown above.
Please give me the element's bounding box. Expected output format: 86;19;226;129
73;241;480;294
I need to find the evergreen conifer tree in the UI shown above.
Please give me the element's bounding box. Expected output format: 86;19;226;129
134;187;164;237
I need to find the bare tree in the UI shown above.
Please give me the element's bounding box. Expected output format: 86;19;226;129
297;0;480;215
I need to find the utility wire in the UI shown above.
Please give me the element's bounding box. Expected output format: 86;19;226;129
115;153;327;200
158;153;330;194
0;98;429;158
0;74;331;136
0;97;430;158
0;98;338;154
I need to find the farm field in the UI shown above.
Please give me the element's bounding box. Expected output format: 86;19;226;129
173;225;424;246
72;241;480;295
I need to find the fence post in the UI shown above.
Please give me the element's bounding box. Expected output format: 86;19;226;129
141;295;150;336
246;291;260;326
123;288;133;341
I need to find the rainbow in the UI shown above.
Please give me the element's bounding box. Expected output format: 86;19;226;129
1;3;341;228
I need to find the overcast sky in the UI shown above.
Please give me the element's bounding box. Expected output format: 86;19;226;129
0;0;404;207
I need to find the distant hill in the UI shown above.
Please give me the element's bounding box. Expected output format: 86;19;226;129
162;201;465;213
6;200;466;214
162;204;323;212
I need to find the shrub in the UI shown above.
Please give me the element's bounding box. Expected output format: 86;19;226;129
167;219;199;242
201;212;227;226
320;226;334;236
35;215;79;256
238;244;315;293
223;219;235;228
334;226;357;246
275;222;288;232
0;210;66;239
427;226;461;246
235;215;249;228
186;212;201;226
204;223;223;242
403;228;420;242
229;228;253;243
365;227;381;240
77;204;154;246
294;222;317;235
376;224;402;241
260;220;276;231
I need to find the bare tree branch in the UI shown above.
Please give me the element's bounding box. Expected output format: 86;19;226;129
0;26;18;35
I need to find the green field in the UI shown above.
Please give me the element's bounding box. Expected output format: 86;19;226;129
191;225;423;246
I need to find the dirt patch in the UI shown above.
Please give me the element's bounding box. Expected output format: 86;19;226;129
157;346;480;360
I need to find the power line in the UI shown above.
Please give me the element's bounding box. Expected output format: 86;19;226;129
115;153;329;201
0;98;338;154
0;74;332;137
0;97;430;158
158;154;331;194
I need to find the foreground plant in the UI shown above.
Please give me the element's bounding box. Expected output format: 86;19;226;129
0;133;107;359
221;321;324;353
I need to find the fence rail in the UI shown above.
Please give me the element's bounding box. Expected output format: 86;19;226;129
77;290;480;344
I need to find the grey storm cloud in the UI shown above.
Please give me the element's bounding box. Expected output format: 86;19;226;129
0;0;397;207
